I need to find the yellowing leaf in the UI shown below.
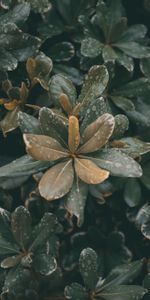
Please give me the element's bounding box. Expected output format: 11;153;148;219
39;160;74;200
78;113;115;154
75;158;109;184
68;116;80;153
23;134;69;161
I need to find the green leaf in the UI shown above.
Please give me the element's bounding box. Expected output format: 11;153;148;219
53;64;83;85
33;254;57;275
141;162;150;190
112;114;129;139
80;97;109;133
0;208;13;241
65;283;87;300
102;45;117;63
39;107;68;146
0;3;30;26
49;74;77;107
0;237;20;255
48;42;75;62
0;155;50;189
96;259;145;292
18;112;42;134
11;206;32;250
115;41;150;59
110;96;135;112
79;248;98;290
29;213;62;251
119;24;148;42
115;50;134;72
79;65;109;113
92;148;142;177
0;23;41;71
65;178;88;227
81;38;103;58
113;78;150;98
119;137;150;158
124;178;142;207
99;285;147;300
140;57;150;79
1;255;21;269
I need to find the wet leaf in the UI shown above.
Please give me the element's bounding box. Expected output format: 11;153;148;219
33;254;57;276
79;114;115;153
75;158;109;184
50;74;77;107
124;179;142;207
39;107;68;146
119;137;150;158
140;57;150;79
110;96;135;112
0;155;50;189
79;65;109;112
99;285;147;300
48;42;75;62
11;206;31;249
0;237;20;255
80;97;109;133
18;111;42;134
54;64;84;85
65;178;88;227
115;41;150;59
93;148;142;177
68;116;80;153
1;255;21;269
24;134;68;161
112;114;129;139
81;38;103;57
30;212;62;251
0;3;30;26
0;106;20;136
65;283;87;300
79;248;98;289
39;160;74;200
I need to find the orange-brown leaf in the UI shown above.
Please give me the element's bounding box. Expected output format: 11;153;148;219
68;116;80;153
23;134;69;161
78;113;115;153
59;93;72;115
39;160;74;200
75;158;109;184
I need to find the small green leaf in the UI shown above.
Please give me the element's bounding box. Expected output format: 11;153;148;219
18;111;42;134
65;178;88;227
48;42;75;62
102;45;117;63
140;57;150;79
115;41;150;58
39;107;68;146
112;114;129;139
11;206;32;250
81;38;103;58
53;64;83;85
65;283;87;300
0;237;20;255
33;254;57;275
79;248;98;290
29;213;62;251
141;162;150;190
49;74;77;107
0;3;30;26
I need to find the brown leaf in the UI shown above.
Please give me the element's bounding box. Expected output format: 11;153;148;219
39;160;74;200
59;93;72;115
68;116;80;153
78;113;115;153
75;158;109;184
26;57;36;81
23;134;69;161
0;106;20;136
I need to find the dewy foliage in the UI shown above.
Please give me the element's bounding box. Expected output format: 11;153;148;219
0;0;150;300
